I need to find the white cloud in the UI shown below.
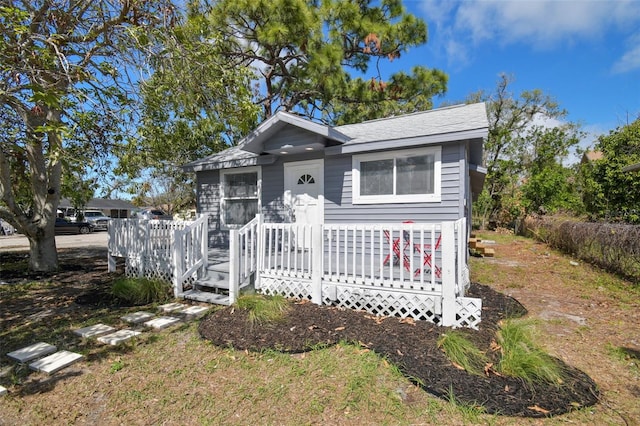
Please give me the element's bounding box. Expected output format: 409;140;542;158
420;0;640;71
612;33;640;73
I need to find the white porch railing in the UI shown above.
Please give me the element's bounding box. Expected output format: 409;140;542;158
255;217;481;328
107;216;208;292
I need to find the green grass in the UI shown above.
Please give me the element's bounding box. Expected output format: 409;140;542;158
437;331;488;376
235;293;290;325
110;276;172;305
496;319;564;386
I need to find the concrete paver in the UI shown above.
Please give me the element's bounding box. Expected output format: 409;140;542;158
97;329;142;345
144;316;181;330
7;342;57;363
158;302;187;313
121;311;155;324
29;351;83;374
73;324;115;338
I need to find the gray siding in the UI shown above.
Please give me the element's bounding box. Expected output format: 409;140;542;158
196;170;229;246
263;127;321;153
196;142;469;229
261;152;325;222
324;143;466;224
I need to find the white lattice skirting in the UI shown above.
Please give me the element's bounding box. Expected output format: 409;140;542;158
258;276;482;328
259;275;313;300
455;296;482;329
125;256;197;287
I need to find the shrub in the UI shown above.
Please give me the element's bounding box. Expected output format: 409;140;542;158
496;319;563;386
523;215;640;283
236;293;290;325
437;331;488;376
110;276;172;305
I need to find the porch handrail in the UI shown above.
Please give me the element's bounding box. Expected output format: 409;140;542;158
172;214;209;298
228;214;261;304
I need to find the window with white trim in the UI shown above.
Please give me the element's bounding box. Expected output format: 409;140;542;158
352;147;441;204
220;167;260;227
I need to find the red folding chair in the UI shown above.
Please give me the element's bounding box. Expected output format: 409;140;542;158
402;221;442;278
382;227;411;271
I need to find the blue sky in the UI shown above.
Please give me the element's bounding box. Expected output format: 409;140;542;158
379;0;640;160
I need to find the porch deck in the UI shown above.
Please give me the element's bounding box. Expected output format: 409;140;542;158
107;216;481;328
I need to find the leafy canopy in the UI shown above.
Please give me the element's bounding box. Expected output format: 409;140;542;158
0;0;175;271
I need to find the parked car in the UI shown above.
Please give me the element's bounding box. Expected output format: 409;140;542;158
55;217;94;234
135;209;173;220
73;210;111;231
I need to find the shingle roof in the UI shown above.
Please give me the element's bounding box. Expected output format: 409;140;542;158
335;103;488;145
183;103;488;171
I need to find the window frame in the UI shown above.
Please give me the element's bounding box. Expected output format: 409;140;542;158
219;166;262;229
352;146;441;204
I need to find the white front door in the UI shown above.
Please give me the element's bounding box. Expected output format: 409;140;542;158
284;160;324;247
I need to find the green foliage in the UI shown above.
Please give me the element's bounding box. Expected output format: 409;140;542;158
0;1;177;271
470;74;582;229
118;10;261;209
236;293;290;325
110;277;172;305
496;319;564;386
579;119;640;223
437;332;488;376
207;0;446;123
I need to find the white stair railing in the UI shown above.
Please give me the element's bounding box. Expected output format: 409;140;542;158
173;214;208;298
228;214;261;304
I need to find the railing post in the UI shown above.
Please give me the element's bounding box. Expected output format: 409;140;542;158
441;221;457;327
201;214;208;273
255;214;263;290
173;229;184;298
229;229;239;304
311;223;323;305
107;223;116;272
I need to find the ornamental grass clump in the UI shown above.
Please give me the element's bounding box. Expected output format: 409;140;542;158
437;331;488;376
110;276;172;305
236;293;290;325
496;319;564;386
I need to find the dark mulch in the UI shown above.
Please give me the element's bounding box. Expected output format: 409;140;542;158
199;283;599;417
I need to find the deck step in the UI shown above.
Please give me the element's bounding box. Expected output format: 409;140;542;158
7;342;57;363
183;289;230;305
195;278;229;290
206;261;230;273
29;350;83;374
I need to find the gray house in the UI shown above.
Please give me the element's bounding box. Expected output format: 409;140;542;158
109;103;488;328
183;103;488;244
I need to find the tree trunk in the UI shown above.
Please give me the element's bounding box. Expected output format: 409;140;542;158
28;231;59;272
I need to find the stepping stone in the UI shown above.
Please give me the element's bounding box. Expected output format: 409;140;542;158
158;302;187;313
178;305;209;319
29;351;83;374
7;342;57;363
0;385;7;396
144;316;181;330
73;324;116;338
121;311;155;324
97;329;142;346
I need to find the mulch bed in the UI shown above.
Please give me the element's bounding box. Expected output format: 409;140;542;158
199;283;599;417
